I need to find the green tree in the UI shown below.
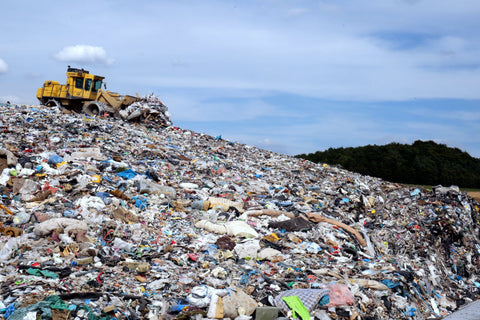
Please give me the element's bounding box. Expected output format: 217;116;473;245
296;140;480;188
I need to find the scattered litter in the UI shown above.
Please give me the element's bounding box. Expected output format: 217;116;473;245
0;102;478;319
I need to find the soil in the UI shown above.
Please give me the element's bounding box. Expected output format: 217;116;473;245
0;158;7;172
468;192;480;202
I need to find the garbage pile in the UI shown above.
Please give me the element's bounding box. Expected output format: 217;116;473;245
118;94;171;126
0;102;479;320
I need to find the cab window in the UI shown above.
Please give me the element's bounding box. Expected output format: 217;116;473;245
85;79;92;91
92;79;102;92
75;77;83;89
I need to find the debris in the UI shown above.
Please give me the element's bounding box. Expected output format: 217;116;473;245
0;148;18;167
305;212;367;247
0;102;478;319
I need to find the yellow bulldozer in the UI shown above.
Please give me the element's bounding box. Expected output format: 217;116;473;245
36;67;171;125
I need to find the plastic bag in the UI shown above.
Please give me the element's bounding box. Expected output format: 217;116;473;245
187;285;228;308
112;237;134;252
13;210;31;224
47;154;64;165
325;283;355;306
0;234;30;262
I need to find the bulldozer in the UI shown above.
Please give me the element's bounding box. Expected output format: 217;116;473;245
36;67;171;125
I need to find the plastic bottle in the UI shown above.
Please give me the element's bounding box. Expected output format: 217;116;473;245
405;307;416;317
206;244;218;256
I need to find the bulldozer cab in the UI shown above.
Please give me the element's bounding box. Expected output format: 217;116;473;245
66;67;104;100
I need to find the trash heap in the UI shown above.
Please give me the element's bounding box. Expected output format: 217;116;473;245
117;94;171;126
0;102;479;320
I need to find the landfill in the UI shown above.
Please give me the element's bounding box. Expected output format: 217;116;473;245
0;101;479;320
116;93;171;126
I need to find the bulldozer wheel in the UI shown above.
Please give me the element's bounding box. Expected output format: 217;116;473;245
45;99;62;109
83;102;102;116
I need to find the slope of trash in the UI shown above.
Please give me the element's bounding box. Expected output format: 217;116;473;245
0;102;479;320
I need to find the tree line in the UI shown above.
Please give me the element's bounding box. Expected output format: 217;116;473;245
296;140;480;188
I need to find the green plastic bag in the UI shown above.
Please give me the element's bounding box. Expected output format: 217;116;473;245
282;295;310;320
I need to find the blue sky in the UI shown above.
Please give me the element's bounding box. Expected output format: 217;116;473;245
1;0;479;157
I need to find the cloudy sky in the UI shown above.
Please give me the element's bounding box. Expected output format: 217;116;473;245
1;0;479;157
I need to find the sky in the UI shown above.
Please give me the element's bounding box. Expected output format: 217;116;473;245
1;0;479;158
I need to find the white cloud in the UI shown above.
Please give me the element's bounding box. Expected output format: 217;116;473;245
53;45;114;65
0;58;8;73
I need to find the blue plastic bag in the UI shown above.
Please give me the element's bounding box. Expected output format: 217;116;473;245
116;169;138;179
48;154;64;165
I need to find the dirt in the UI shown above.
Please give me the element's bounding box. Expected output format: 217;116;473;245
468;192;480;202
0;158;8;172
